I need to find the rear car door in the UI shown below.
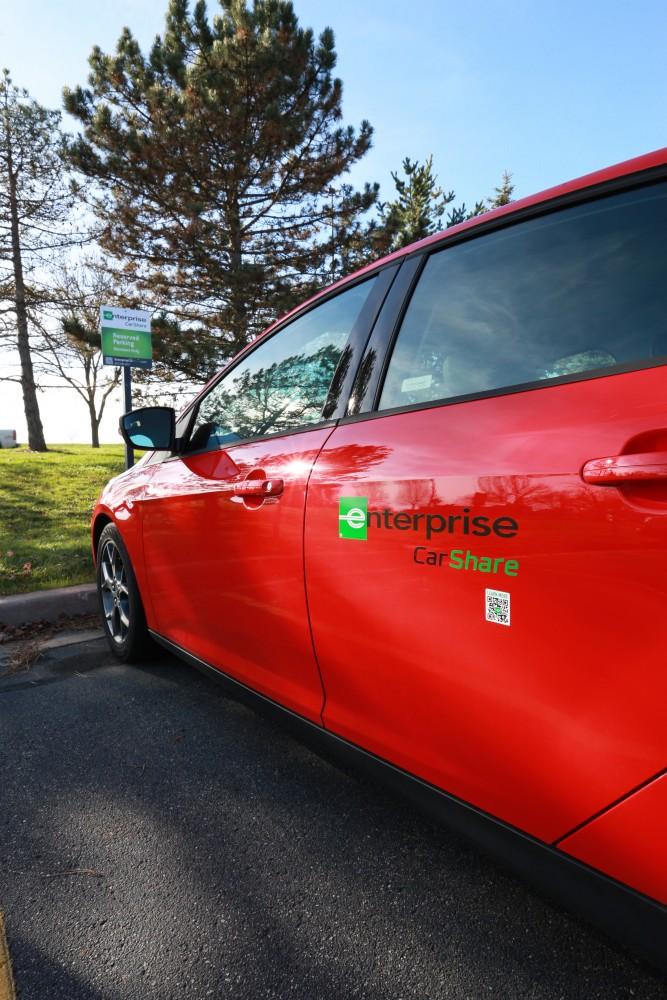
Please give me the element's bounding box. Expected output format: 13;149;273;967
140;273;388;722
304;177;667;843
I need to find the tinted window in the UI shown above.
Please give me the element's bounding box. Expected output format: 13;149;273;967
187;278;375;451
379;182;667;411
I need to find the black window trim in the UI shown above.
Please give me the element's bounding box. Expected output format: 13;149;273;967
342;356;667;429
321;263;399;421
338;163;667;428
171;262;399;458
176;417;343;458
346;253;426;417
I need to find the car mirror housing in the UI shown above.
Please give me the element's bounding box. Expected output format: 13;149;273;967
120;407;175;451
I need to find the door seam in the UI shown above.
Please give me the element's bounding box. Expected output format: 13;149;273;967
553;767;667;847
301;422;340;727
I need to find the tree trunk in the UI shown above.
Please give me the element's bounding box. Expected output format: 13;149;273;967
89;401;100;448
6;143;47;451
228;192;248;351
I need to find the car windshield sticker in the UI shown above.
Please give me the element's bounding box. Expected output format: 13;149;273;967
401;374;433;393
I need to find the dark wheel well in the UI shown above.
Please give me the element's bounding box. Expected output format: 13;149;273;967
92;514;113;562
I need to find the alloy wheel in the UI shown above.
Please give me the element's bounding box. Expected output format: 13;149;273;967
99;540;131;644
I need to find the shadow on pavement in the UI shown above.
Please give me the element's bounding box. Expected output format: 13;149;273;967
0;652;664;999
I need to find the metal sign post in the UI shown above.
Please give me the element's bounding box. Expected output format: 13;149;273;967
122;366;134;469
100;306;152;470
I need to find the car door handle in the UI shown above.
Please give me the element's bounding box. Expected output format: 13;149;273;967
233;478;284;497
581;451;667;485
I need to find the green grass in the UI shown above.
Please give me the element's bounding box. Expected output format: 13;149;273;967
0;444;125;597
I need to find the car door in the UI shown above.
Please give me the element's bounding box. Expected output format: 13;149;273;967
304;177;667;842
140;273;386;723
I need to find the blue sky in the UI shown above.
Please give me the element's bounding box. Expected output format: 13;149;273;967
5;0;667;206
2;0;667;441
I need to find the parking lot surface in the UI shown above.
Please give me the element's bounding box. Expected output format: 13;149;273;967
0;646;664;999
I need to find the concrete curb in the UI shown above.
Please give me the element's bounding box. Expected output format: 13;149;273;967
0;584;97;628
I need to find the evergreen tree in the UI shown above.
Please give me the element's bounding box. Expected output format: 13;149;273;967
377;156;454;252
373;157;513;252
446;199;487;227
0;72;72;451
63;0;378;382
488;170;514;208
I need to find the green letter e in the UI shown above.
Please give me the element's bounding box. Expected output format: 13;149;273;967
339;497;368;540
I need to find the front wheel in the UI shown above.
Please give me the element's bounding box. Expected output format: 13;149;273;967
96;523;151;661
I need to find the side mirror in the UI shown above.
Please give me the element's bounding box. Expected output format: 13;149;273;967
120;407;175;451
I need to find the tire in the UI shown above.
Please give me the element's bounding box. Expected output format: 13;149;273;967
96;523;151;661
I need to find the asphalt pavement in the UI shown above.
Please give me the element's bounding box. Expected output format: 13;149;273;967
0;644;664;999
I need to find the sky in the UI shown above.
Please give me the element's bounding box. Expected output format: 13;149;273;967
2;0;667;444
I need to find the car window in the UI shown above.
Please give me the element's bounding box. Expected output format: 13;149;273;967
186;278;376;452
379;181;667;411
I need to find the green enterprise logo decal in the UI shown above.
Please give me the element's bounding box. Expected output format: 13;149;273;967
339;496;367;540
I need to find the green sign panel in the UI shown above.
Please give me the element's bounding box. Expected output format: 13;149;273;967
100;306;152;369
339;496;368;540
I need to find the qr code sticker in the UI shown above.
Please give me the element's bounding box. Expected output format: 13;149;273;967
485;588;510;626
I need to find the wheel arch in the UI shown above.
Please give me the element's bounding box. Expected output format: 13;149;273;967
91;512;113;565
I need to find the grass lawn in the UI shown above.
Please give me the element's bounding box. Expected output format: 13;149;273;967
0;444;125;597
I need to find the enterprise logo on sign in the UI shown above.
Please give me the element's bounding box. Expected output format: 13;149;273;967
339;497;368;540
100;305;152;369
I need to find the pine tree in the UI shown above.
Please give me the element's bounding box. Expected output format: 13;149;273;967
373;157;513;251
446;199;487;228
63;0;378;383
0;72;72;451
488;170;514;209
376;156;454;252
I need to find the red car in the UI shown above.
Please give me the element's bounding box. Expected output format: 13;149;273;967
93;147;667;970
